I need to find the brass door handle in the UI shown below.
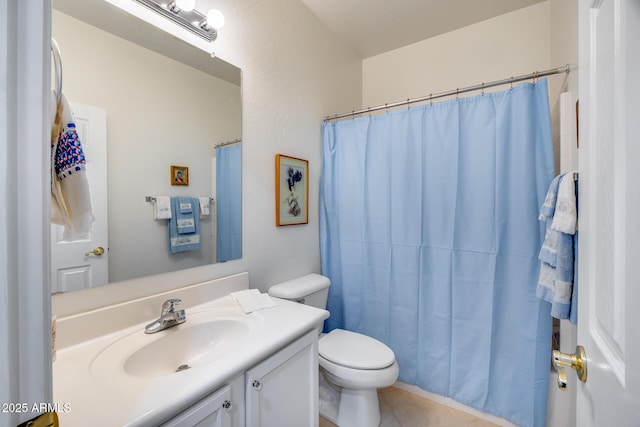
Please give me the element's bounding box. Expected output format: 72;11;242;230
552;345;587;390
85;246;105;257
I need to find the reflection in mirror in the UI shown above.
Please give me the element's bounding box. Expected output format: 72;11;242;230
214;140;242;262
51;0;242;293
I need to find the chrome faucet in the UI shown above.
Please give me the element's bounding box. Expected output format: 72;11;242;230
145;298;186;334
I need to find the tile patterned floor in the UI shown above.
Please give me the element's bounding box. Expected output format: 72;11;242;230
319;386;500;427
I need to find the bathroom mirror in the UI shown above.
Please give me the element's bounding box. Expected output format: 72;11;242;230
51;0;242;292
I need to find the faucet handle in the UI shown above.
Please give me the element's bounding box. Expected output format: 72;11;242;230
161;298;182;314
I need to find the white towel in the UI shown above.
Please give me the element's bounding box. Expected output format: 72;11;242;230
199;197;211;216
154;196;172;219
230;289;277;314
50;92;94;241
551;171;578;234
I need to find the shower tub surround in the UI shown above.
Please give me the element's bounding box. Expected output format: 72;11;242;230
53;272;328;426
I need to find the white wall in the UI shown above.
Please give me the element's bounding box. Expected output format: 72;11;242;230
212;0;362;290
53;10;241;282
52;0;362;316
549;0;579;175
363;2;551;108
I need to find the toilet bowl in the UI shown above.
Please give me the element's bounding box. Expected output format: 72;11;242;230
318;329;399;427
267;274;399;427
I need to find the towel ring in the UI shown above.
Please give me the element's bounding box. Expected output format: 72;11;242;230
51;38;63;105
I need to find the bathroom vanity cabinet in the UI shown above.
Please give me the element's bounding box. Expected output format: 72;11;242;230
53;275;329;427
161;330;318;427
245;329;318;427
161;381;236;427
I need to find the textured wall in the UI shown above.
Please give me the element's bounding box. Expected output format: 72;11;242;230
211;0;362;291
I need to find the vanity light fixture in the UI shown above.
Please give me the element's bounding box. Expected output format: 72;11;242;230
174;0;195;11
133;0;225;42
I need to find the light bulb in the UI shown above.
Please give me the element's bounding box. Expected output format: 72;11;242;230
206;9;225;29
175;0;195;12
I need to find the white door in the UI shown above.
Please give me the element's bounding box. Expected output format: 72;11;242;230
51;102;109;293
576;0;640;424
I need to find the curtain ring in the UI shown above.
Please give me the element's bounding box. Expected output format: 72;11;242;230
510;78;514;90
385;103;389;114
456;88;459;100
407;99;410;110
430;94;433;106
481;83;485;96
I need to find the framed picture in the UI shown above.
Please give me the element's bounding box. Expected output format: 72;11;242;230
171;165;189;186
275;154;308;226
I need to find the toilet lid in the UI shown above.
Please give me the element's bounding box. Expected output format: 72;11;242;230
319;329;395;370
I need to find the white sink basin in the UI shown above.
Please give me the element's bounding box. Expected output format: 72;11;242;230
90;310;252;378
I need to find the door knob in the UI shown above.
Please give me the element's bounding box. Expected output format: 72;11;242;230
552;345;587;390
85;246;105;256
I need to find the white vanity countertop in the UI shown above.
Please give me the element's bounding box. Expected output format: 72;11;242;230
53;295;328;426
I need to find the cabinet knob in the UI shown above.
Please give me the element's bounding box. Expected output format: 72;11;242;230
222;400;232;412
252;380;263;391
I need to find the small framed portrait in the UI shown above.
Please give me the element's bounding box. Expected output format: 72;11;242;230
275;154;308;226
171;165;189;186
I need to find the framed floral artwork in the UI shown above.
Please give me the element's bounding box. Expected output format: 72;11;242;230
171;165;189;186
275;154;308;226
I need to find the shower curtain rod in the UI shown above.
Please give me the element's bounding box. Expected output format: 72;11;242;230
324;64;570;122
215;138;241;148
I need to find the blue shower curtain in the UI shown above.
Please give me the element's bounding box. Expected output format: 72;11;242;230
320;80;554;427
216;144;242;262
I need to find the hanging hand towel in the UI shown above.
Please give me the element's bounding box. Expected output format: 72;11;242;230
154;196;172;219
538;174;563;222
199;197;211;216
551;171;578;234
537;174;564;265
179;198;193;214
175;196;196;234
168;197;200;253
50;92;94;241
537;173;578;323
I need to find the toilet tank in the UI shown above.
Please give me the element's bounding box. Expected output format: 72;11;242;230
267;274;330;310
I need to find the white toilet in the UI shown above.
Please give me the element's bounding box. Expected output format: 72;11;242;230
268;274;399;427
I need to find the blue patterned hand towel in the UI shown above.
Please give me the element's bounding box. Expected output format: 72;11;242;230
175;196;196;234
168;197;200;253
537;173;578;323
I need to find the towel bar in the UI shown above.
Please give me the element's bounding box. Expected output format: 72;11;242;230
146;196;214;204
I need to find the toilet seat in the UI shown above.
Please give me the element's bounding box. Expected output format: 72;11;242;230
319;329;395;370
319;355;399;390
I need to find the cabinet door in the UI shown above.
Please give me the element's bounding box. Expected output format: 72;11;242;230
162;384;232;427
246;330;318;427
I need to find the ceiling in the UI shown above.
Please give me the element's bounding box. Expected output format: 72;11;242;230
299;0;546;58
